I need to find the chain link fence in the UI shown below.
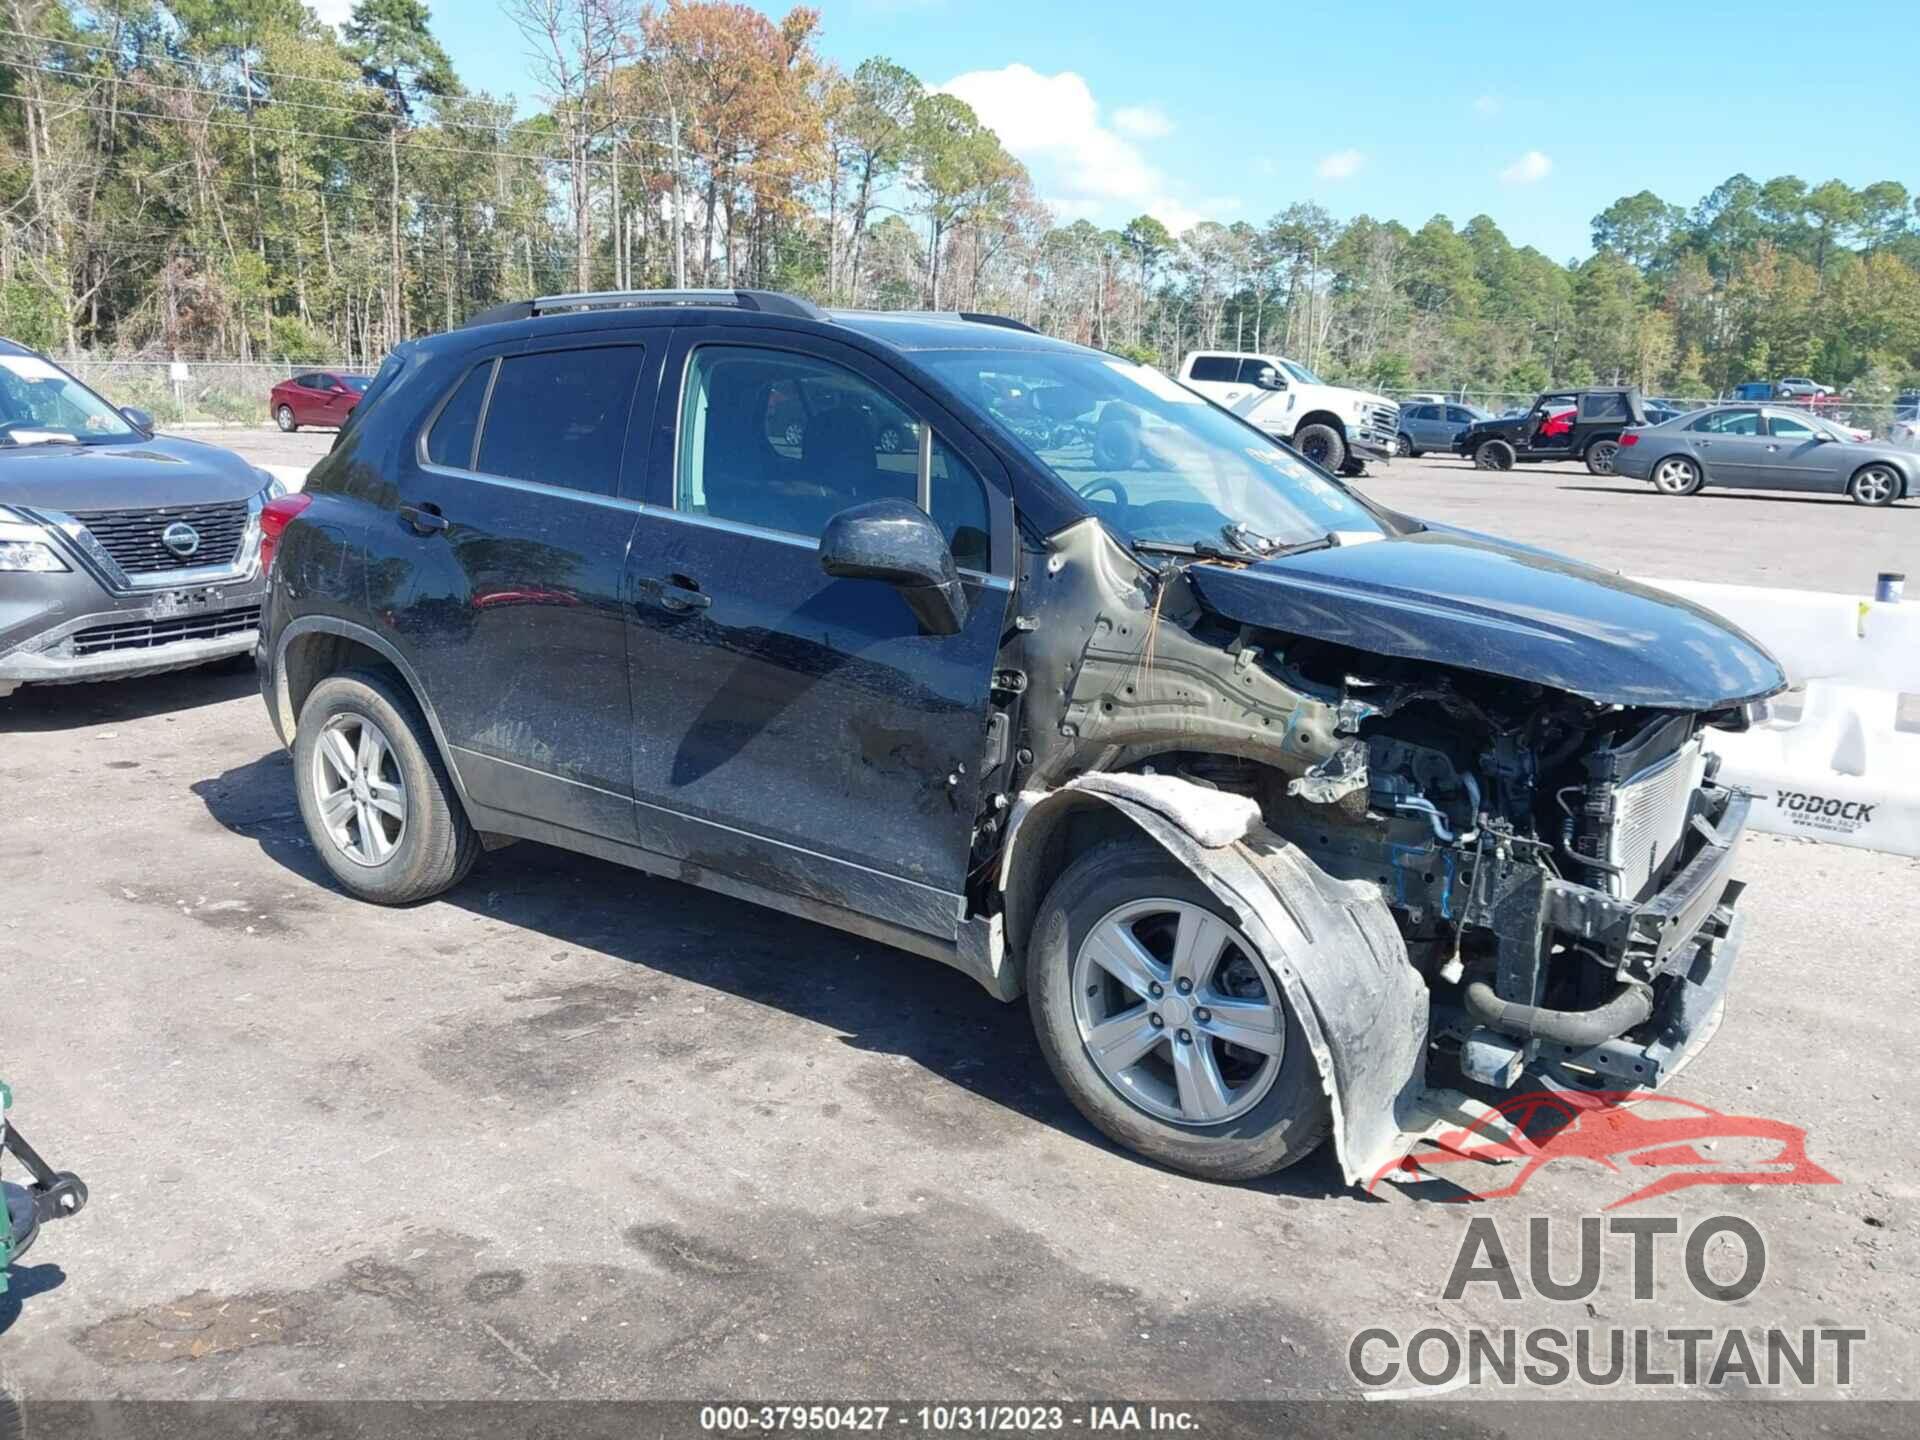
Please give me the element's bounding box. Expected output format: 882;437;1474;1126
50;358;363;427
1378;387;1915;439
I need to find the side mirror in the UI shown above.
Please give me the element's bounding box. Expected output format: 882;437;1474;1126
819;499;969;637
1255;366;1285;390
120;406;154;432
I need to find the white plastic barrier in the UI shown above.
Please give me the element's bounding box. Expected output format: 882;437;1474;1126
263;463;310;493
1638;577;1920;858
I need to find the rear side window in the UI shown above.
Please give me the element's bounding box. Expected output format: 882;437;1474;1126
1186;357;1237;382
1580;391;1629;420
1692;409;1760;435
426;362;493;469
474;346;647;497
332;349;407;446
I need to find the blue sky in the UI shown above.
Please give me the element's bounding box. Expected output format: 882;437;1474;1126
359;0;1919;261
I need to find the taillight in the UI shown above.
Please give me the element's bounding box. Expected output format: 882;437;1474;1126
1619;431;1639;446
259;492;312;575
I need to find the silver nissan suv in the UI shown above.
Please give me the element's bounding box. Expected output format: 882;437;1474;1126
0;340;280;699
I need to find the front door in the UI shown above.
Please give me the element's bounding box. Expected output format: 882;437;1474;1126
1762;411;1849;492
379;335;659;840
1520;395;1578;456
622;327;1013;940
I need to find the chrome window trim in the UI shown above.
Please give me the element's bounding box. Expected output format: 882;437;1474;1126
645;506;1009;590
413;462;647;514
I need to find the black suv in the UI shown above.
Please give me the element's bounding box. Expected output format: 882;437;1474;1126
1453;387;1651;475
259;290;1781;1186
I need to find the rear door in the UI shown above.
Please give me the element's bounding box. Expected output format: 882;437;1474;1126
1180;355;1242;406
620;326;1013;940
1687;407;1770;486
380;333;660;839
1411;405;1449;449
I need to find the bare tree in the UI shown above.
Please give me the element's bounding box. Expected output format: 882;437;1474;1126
505;0;639;292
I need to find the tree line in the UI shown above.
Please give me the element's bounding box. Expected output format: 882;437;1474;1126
5;0;1919;403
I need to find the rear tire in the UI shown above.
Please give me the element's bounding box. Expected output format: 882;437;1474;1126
276;404;297;433
1848;464;1900;507
1027;837;1330;1181
294;669;479;904
1294;423;1346;472
1474;438;1515;471
1651;455;1702;496
1585;438;1620;475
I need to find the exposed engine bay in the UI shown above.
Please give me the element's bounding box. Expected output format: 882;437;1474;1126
990;519;1758;1178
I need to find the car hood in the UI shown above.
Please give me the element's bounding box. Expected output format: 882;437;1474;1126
0;435;267;512
1183;526;1786;709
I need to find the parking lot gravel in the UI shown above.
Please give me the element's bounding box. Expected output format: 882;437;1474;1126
1;430;1915;1416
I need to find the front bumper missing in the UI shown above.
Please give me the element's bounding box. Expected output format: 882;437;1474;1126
1459;787;1751;1089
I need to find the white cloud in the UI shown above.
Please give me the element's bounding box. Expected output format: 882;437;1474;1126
938;64;1219;234
308;0;354;25
1472;94;1501;117
1499;149;1553;183
1112;104;1173;140
1315;148;1365;181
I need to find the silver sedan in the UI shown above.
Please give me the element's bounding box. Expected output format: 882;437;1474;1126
1611;405;1916;506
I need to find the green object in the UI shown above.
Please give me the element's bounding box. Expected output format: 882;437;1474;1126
2;1079;88;1293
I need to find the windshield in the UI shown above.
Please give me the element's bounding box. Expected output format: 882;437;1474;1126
341;374;371;393
920;349;1387;550
0;354;139;446
1281;359;1324;386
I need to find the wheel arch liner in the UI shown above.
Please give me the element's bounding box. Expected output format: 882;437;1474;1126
1003;773;1479;1185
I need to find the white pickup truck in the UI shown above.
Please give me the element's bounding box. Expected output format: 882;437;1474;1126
1177;351;1399;473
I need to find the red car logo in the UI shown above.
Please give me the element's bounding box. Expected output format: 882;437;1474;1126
1371;1091;1839;1209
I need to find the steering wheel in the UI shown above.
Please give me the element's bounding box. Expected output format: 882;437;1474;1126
1077;477;1130;510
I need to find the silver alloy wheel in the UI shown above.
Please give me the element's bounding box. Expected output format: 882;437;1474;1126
276;405;295;431
1852;466;1898;504
310;713;408;867
1395;433;1412;457
1653;458;1697;494
1071;898;1285;1126
1589;440;1619;474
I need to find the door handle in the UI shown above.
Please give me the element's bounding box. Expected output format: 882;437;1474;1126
399;502;447;535
638;574;712;612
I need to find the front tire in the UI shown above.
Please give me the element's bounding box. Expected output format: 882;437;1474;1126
1027;838;1330;1181
276;404;298;432
1474;438;1515;471
1585;438;1620;475
1395;432;1415;458
294;669;479;904
1293;423;1346;472
1849;464;1901;507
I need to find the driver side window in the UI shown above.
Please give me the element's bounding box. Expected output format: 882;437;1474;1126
675;345;991;571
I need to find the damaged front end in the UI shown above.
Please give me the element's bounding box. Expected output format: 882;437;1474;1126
994;519;1776;1185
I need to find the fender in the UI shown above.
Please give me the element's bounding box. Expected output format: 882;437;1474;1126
1001;773;1498;1184
269;615;477;812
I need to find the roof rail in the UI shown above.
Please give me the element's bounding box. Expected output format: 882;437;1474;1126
461;288;825;329
956;311;1038;334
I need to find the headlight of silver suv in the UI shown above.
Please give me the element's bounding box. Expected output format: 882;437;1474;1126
0;508;70;571
0;541;69;573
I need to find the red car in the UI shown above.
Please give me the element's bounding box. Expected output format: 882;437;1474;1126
270;370;369;432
